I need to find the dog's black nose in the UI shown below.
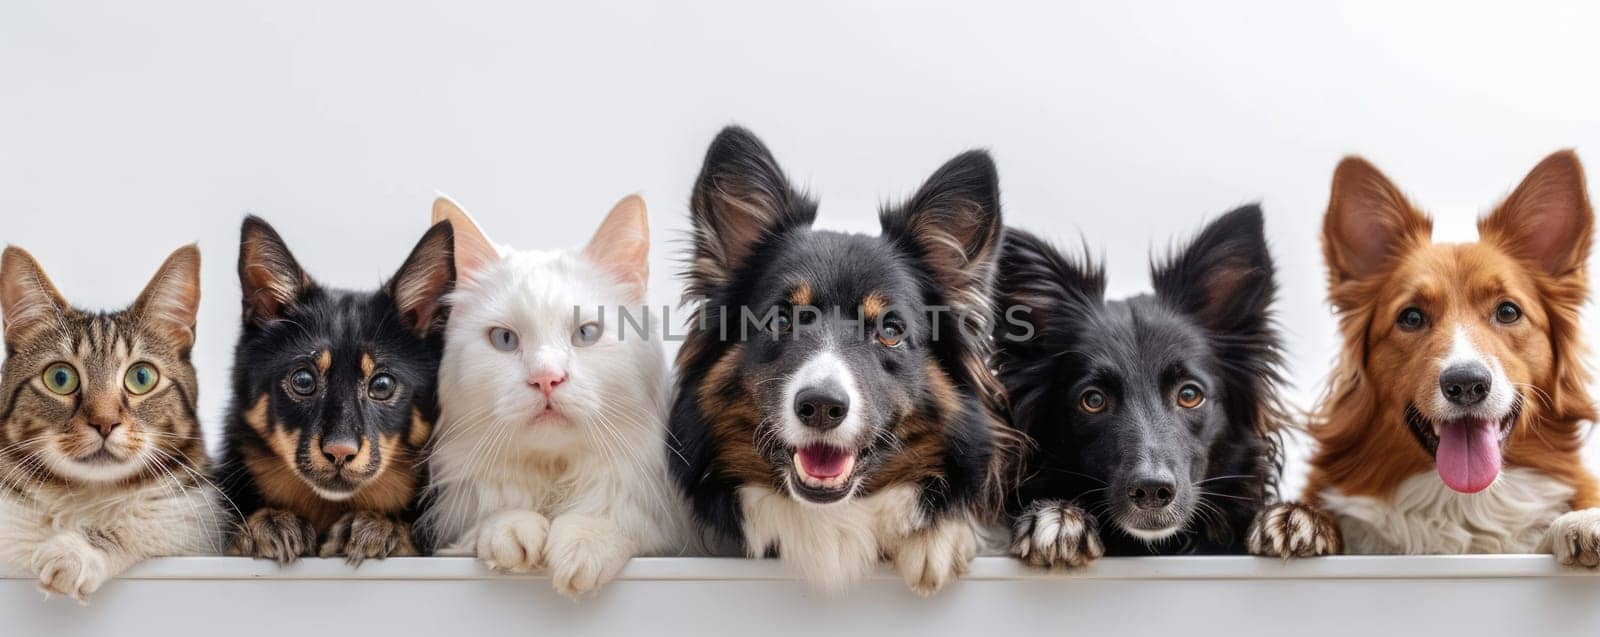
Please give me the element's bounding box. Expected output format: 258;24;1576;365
1439;362;1492;406
794;387;849;430
1128;478;1176;510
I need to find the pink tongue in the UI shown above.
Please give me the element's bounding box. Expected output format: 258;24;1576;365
1435;419;1502;493
798;445;849;478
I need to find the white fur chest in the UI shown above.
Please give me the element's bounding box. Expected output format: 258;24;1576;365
1319;467;1573;554
738;484;923;592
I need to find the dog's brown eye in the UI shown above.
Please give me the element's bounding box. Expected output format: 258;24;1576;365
1397;307;1427;331
877;321;905;348
1080;389;1108;414
1495;302;1522;324
289;369;317;396
1176;383;1205;409
368;373;397;400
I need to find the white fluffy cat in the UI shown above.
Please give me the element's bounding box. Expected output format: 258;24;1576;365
420;194;686;597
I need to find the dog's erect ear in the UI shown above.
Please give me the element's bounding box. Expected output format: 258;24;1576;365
239;216;313;327
993;228;1104;359
1153;205;1276;334
386;221;456;338
583;194;650;304
687;126;815;291
132;244;202;348
431;195;501;282
996;228;1104;323
1479;150;1593;278
1322;157;1432;284
882;150;1004;307
0;246;69;346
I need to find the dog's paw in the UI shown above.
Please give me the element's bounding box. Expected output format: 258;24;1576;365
475;509;551;573
31;533;112;603
1547;508;1600;568
318;511;419;565
892;516;978;597
545;514;633;599
227;508;317;565
1010;499;1104;569
1247;502;1342;558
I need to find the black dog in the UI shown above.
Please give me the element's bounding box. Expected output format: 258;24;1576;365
669;126;1015;594
214;216;454;564
995;205;1284;565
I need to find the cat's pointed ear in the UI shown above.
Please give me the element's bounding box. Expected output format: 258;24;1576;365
688;126;816;292
133;244;202;348
387;221;455;337
1322;157;1432;285
0;246;69;345
881;150;1003;309
1152;205;1277;334
238;216;313;327
1479;150;1593;278
432;195;500;280
583;194;650;304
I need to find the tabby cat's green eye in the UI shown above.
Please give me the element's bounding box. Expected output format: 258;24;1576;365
124;363;159;395
42;363;79;395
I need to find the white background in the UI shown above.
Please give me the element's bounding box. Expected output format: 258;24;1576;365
2;1;1598;495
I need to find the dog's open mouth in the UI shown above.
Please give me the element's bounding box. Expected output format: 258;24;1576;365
790;444;858;502
1406;401;1519;494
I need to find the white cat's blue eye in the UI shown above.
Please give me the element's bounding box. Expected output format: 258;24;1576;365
573;321;602;347
488;327;519;352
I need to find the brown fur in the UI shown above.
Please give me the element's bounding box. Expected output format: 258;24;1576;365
0;245;208;494
237;396;420;531
1306;151;1597;509
698;344;774;486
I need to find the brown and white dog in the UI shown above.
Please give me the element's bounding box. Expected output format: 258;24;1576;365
1250;151;1600;564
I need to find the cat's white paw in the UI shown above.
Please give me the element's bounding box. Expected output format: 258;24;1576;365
1010;499;1104;569
891;516;977;597
476;509;550;573
32;533;112;603
545;514;633;599
1547;508;1600;568
1247;501;1343;558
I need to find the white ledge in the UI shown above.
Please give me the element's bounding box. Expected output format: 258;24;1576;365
4;555;1595;581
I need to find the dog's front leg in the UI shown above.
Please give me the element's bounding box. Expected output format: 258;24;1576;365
1246;501;1343;558
1545;508;1600;567
1009;499;1105;569
890;514;978;596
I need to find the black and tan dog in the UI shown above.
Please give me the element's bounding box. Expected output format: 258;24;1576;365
669;126;1015;594
214;217;453;563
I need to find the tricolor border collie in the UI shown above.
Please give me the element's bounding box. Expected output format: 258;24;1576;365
1249;151;1600;565
996;206;1286;566
668;126;1016;594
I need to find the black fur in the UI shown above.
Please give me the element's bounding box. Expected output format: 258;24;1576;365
213;216;453;560
995;205;1285;556
669;126;1010;549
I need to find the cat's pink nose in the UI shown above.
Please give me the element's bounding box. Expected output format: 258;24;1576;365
528;370;567;397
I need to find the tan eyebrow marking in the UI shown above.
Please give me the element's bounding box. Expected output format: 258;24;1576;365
789;281;813;306
862;291;888;322
316;349;332;374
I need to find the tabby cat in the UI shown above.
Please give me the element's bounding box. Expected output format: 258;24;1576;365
0;245;221;602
